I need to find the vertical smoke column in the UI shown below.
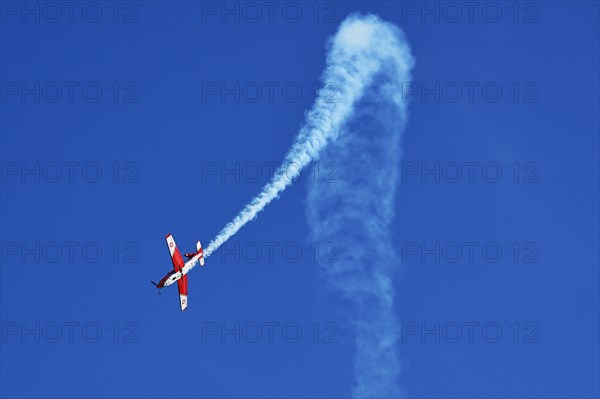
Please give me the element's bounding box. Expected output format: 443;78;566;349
305;17;414;398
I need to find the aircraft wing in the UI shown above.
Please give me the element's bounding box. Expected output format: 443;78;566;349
166;234;185;272
177;274;188;311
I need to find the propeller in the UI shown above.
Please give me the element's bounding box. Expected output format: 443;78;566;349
150;281;161;296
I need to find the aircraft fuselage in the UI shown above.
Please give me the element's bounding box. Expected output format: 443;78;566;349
157;254;202;288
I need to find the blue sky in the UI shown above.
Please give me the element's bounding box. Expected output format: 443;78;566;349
1;1;598;398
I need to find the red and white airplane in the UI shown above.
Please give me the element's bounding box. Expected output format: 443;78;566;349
151;234;205;311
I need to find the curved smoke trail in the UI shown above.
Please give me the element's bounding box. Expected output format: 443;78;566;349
205;14;414;262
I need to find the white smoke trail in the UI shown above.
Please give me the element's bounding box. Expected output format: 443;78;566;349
205;14;414;260
306;67;412;396
305;15;413;398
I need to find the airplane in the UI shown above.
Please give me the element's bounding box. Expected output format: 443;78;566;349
151;234;205;311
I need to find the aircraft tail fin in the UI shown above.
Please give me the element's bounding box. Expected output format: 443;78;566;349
197;241;205;266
